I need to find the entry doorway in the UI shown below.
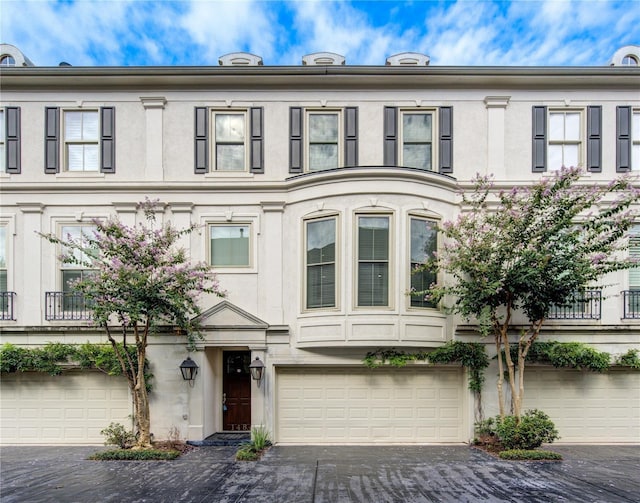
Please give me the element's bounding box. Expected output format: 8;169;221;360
222;351;252;431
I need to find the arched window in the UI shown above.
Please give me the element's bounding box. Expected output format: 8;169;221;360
0;55;16;66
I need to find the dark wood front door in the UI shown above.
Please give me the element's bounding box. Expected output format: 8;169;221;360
222;351;251;431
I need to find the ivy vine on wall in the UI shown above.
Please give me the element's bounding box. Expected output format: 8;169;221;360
0;342;153;389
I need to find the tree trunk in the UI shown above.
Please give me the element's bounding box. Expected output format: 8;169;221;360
494;331;505;418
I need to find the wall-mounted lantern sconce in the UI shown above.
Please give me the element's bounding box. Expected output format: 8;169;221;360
180;357;199;385
249;356;265;381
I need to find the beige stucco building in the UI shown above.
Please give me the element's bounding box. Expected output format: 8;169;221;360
1;44;639;445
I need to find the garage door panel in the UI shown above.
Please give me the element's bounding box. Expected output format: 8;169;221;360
524;369;639;443
1;371;131;445
276;367;465;444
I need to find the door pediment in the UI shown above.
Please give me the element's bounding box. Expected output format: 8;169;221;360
196;300;269;329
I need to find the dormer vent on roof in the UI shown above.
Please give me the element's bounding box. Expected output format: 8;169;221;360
609;45;640;66
0;43;35;67
302;52;345;65
386;52;430;66
218;52;263;66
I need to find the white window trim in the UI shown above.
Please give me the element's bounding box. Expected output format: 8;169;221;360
353;211;394;310
398;108;437;171
547;108;585;170
0;215;15;293
302;213;340;312
203;215;258;273
210;109;250;173
305;109;343;173
407;214;440;310
0;108;5;174
62;109;100;173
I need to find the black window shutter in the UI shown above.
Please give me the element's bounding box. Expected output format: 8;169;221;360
383;106;397;166
439;106;453;174
250;107;264;173
586;106;601;173
44;107;60;174
5;107;20;174
616;106;631;172
344;107;358;167
100;107;116;173
194;107;208;174
532;106;547;172
289;107;303;173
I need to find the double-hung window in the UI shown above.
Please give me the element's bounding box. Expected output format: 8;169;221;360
548;111;581;170
357;215;390;307
383;107;453;173
289;107;358;173
209;224;251;267
44;107;115;174
627;225;640;317
401;111;434;170
64;111;99;171
0;109;4;173
409;217;438;308
532;106;601;172
59;224;96;315
305;217;337;309
194;107;264;174
308;112;340;171
214;112;247;171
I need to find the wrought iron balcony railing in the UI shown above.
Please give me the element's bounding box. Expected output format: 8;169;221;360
547;290;602;320
0;291;16;321
45;292;93;321
622;290;640;319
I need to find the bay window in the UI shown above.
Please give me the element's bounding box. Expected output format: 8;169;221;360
357;215;390;307
305;217;337;309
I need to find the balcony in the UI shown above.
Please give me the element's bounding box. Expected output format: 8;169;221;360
1;292;16;320
45;292;92;321
547;290;601;320
622;290;640;319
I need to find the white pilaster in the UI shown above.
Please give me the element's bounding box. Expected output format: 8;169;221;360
140;97;167;181
484;96;510;178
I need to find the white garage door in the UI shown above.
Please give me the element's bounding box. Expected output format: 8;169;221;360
524;368;640;443
1;371;131;445
276;367;466;444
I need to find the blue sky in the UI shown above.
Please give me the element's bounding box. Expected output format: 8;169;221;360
1;0;638;67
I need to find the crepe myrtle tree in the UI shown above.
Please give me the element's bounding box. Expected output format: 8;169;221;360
421;167;639;420
42;199;225;448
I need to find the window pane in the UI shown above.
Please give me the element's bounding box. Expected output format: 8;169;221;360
61;225;95;267
65;112;84;140
633;112;640;141
62;270;83;292
0;144;5;173
307;219;336;264
358;262;388;306
84;144;99;171
549;113;564;141
0;271;6;292
548;144;563;170
216;144;245;170
358;217;389;261
565;113;580;141
402;144;432;170
307;263;335;308
564;144;579;168
309;114;338;142
309;144;338;171
210;225;250;266
67;144;98;171
632;144;640;171
215;114;245;142
0;110;5;139
403;113;431;142
630;226;640;288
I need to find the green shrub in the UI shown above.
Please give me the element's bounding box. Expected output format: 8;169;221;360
499;449;562;461
617;349;640;369
474;417;496;436
100;422;136;449
495;409;559;450
235;445;259;461
89;449;179;461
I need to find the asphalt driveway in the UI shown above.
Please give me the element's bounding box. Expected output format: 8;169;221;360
1;444;638;502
